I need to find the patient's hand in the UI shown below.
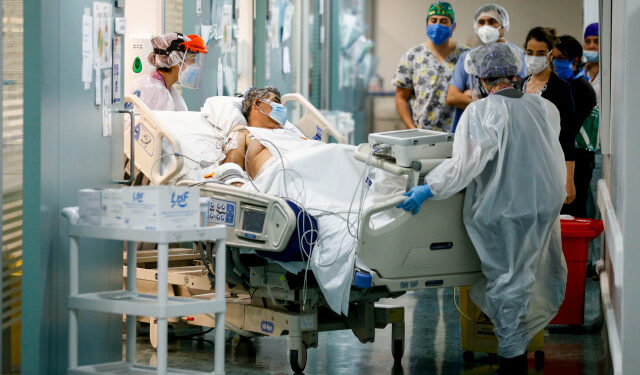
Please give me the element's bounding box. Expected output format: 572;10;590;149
223;128;273;179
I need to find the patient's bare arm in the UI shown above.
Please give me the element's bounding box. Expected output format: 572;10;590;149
223;129;273;180
223;128;248;169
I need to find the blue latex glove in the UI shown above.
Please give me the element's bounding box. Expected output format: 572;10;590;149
396;185;433;215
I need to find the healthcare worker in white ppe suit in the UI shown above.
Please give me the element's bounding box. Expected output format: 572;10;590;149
398;43;567;375
129;32;208;111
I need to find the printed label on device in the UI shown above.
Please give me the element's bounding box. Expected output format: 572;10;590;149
208;198;236;226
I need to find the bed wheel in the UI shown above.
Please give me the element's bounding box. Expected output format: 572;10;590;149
392;339;404;365
391;321;405;365
534;350;545;370
463;350;475;362
290;348;307;374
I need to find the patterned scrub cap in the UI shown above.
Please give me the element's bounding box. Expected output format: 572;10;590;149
427;2;455;23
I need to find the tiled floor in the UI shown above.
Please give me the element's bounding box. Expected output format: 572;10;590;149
134;279;610;374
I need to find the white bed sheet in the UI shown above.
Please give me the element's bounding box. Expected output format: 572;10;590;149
243;127;406;315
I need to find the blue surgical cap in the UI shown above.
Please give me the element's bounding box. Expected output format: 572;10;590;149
584;23;599;39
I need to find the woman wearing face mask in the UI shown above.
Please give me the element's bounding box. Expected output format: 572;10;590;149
553;35;597;217
522;27;577;205
446;3;527;132
129;32;208;111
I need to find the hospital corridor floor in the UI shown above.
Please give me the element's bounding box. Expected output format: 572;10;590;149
132;279;609;375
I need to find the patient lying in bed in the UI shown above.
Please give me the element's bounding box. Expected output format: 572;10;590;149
216;88;406;315
222;86;305;180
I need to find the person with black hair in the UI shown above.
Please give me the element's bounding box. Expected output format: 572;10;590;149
522;27;578;205
553;35;598;217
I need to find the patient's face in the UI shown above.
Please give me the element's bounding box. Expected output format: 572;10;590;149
250;92;282;129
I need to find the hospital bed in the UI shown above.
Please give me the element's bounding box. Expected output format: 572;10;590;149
121;94;483;373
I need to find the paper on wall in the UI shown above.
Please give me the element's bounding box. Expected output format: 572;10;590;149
217;58;224;95
282;46;291;74
112;36;122;103
282;1;294;42
93;2;113;69
224;65;237;96
82;9;93;90
268;3;281;49
102;69;113;137
200;24;217;44
221;3;233;52
265;41;271;80
95;69;101;106
210;0;222;40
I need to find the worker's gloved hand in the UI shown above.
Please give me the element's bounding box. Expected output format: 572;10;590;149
396;185;433;215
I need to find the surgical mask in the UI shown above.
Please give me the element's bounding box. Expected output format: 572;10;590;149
476;25;500;44
583;50;599;63
426;23;452;46
178;63;203;89
525;55;549;75
553;59;575;80
257;100;288;127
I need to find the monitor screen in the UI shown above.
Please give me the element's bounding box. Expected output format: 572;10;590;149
242;209;266;234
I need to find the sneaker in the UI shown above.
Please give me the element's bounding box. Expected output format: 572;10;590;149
495;353;528;375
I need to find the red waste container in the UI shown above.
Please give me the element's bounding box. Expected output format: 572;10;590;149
550;217;604;325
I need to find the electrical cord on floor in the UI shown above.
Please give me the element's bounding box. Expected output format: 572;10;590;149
453;287;472;321
198;242;216;288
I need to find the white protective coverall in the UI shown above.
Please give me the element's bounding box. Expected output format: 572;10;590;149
129;71;188;111
425;89;568;357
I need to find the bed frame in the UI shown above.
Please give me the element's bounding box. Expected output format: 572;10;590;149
120;93;482;373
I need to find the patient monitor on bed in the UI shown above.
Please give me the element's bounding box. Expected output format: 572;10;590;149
199;184;297;252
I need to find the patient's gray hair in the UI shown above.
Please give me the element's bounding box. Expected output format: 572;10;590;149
241;87;282;119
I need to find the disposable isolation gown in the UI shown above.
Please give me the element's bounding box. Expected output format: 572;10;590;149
425;89;568;358
129;71;188;111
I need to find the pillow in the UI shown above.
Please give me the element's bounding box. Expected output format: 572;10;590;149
201;96;248;136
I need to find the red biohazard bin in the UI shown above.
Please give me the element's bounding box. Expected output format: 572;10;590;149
550;218;604;325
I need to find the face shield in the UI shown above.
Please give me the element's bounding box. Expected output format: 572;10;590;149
178;50;207;89
177;34;208;89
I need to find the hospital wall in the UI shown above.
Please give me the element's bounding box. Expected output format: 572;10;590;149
600;0;640;373
371;0;583;132
124;0;163;35
23;1;125;373
182;0;238;110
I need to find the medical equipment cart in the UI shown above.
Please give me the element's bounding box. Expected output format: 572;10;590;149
62;207;227;375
